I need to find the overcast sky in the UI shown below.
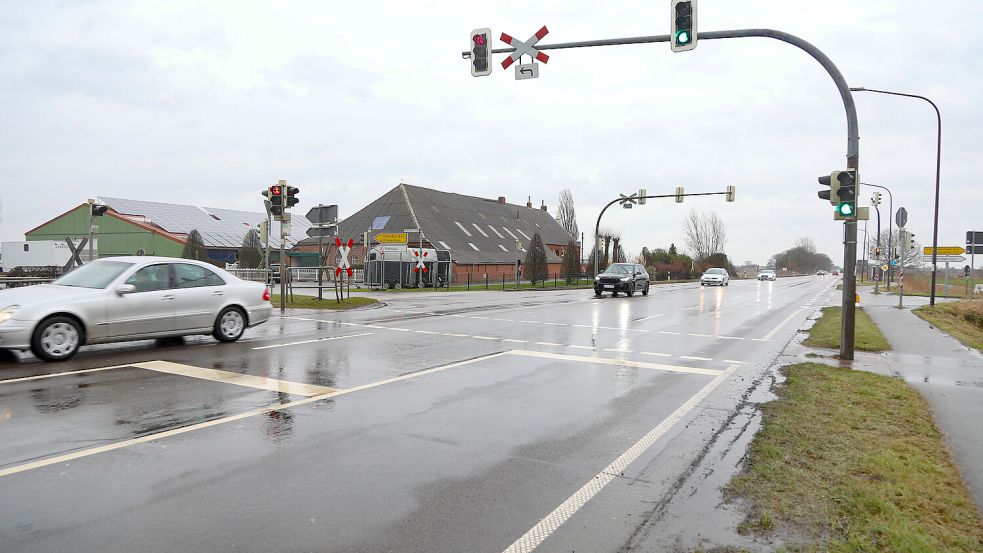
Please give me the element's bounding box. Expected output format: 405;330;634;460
2;1;981;266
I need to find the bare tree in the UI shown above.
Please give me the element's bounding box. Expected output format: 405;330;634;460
238;229;263;268
682;209;728;261
795;237;817;253
555;189;579;240
182;229;208;261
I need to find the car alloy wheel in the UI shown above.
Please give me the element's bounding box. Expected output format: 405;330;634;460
213;307;246;342
32;316;82;361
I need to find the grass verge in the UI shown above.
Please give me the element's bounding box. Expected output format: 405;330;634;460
913;300;983;353
803;306;891;352
726;363;983;551
270;295;378;310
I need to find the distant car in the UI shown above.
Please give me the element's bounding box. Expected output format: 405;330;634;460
0;257;272;361
701;267;730;286
832;270;839;276
594;263;650;297
816;270;828;276
757;270;777;281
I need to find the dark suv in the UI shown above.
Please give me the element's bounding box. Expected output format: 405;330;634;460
594;263;650;297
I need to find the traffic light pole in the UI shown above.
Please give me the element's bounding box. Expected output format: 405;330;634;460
863;183;893;289
593;190;733;278
466;27;861;359
280;219;287;314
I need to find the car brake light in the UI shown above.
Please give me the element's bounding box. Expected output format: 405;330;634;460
262;287;271;301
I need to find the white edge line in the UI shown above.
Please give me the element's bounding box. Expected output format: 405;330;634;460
0;363;133;385
501;363;740;553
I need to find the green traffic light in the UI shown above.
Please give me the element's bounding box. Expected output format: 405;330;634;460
675;30;691;44
836;202;855;216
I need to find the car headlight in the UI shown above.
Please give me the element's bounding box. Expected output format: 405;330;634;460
594;276;600;281
0;305;20;324
620;277;631;282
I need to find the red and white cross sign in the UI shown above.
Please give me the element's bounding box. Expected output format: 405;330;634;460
335;237;354;277
500;26;549;69
413;250;428;273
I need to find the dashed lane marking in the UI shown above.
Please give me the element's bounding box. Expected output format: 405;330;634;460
501;363;740;553
680;355;713;362
252;332;374;350
640;352;672;357
0;363;135;385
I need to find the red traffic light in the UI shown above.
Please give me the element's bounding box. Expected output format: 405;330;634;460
270;185;282;196
473;34;485;46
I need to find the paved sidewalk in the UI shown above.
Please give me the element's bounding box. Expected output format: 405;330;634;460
851;291;983;510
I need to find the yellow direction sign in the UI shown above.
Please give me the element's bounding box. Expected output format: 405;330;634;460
375;232;408;244
923;246;965;256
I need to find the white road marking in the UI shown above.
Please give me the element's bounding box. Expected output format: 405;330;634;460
473;336;498;340
535;342;562;346
508;350;723;376
658;331;681;335
387;327;411;332
443;333;468;337
252;332;374;350
718;336;744;340
640;352;672;358
132;360;336;396
0;351;512;479
723;359;747;364
414;330;440;335
0;363;134;385
568;345;594;350
758;310;805;341
502;339;528;343
502;363;740;553
604;348;633;353
635;314;664;321
688;333;712;338
680;355;714;362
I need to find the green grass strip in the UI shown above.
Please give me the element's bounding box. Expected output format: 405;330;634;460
726;363;983;551
269;295;378;310
914;300;983;353
804;306;891;352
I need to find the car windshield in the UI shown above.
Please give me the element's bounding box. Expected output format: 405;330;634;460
53;260;134;289
705;268;725;275
606;264;633;275
761;270;775;274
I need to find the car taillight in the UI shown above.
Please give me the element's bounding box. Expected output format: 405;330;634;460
262;287;271;301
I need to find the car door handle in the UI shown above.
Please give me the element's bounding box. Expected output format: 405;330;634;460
212;291;223;296
162;295;175;300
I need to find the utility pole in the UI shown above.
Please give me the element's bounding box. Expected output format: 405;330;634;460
86;199;95;264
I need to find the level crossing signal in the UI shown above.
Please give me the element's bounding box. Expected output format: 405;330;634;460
470;28;492;77
671;0;698;52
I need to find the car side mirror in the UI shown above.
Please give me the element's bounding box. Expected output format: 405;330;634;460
116;284;136;295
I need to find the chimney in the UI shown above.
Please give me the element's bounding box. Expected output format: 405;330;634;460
526;196;533;208
540;200;547;211
498;196;506;205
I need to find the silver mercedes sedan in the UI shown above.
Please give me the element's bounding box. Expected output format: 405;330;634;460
0;257;272;361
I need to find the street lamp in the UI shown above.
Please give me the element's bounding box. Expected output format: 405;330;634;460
850;87;942;305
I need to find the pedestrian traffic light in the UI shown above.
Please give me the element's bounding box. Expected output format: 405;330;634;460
262;185;283;216
834;169;858;218
286;186;300;208
259;220;269;244
90;204;109;216
671;0;697;52
470;28;492;77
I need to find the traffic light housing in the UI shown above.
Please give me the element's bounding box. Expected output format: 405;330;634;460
671;0;697;52
834;169;858;218
262;185;283;217
470;28;492;77
286;186;300;208
818;173;839;205
91;204;109;217
871;191;881;206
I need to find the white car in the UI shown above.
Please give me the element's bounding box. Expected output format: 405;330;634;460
700;268;730;286
0;257;272;361
757;270;777;281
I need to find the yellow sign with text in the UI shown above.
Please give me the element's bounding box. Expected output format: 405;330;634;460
923;246;964;256
375;233;408;244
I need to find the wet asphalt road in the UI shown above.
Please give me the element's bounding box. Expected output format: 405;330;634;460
0;276;837;553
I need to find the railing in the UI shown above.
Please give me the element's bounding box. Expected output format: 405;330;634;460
226;267;365;284
0;277;57;289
